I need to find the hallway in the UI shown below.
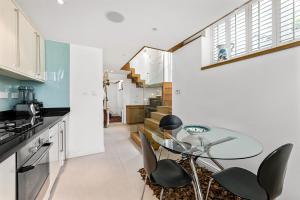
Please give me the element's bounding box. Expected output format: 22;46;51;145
51;124;156;200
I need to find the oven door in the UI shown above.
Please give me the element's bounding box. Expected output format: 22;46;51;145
18;142;52;200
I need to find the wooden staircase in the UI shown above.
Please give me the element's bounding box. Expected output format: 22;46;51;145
127;68;145;88
130;105;172;150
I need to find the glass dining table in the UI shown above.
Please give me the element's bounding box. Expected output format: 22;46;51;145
149;124;263;200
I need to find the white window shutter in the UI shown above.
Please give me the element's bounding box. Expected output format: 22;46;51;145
251;0;273;51
212;21;226;62
280;0;300;42
230;9;247;57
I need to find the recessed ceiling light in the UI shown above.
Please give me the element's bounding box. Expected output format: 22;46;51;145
106;11;125;23
57;0;64;5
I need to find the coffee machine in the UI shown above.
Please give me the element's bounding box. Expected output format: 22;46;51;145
15;86;43;116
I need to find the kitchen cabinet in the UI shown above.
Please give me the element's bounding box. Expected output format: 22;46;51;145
18;12;36;76
126;105;145;124
0;154;16;200
37;35;46;81
58;120;66;166
0;0;46;82
49;124;60;190
0;0;18;71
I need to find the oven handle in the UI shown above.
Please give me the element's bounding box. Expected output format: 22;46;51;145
18;142;53;173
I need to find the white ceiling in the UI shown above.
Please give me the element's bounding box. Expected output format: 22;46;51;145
16;0;247;72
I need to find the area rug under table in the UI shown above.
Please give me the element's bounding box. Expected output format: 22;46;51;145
138;159;239;200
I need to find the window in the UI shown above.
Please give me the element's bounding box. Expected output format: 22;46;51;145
230;9;247;56
211;0;300;63
251;0;273;50
213;21;226;62
280;0;300;42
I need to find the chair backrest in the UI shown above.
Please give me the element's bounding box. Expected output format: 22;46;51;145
159;115;183;131
257;143;293;200
139;132;157;176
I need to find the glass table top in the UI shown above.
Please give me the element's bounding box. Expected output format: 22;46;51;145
150;125;263;160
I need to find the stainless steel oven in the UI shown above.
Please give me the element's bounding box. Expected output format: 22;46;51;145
17;130;52;200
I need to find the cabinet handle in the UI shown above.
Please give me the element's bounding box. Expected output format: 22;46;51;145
14;9;20;68
35;32;39;76
60;130;64;152
36;34;41;76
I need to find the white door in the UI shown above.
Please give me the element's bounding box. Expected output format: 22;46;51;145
19;12;37;76
0;0;18;70
0;154;16;200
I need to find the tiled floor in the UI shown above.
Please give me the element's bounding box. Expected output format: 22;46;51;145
51;123;157;200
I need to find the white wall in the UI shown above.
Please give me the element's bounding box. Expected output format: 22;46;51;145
68;44;104;158
173;38;300;199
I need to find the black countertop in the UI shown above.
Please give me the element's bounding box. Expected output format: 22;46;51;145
0;108;70;163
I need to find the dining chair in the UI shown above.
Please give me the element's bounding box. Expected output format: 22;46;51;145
157;115;183;159
139;132;195;200
159;114;183;131
205;143;293;200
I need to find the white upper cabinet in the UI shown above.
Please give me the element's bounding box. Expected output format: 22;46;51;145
0;0;46;82
19;12;37;77
0;0;18;70
36;34;46;80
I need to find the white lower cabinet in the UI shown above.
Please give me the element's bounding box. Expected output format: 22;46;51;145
49;124;60;190
45;117;68;199
0;154;16;200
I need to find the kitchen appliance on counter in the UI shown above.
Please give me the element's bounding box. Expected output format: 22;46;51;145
0;116;43;145
15;86;43;116
17;129;51;200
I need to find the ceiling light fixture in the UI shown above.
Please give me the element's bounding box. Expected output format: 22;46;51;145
106;11;125;23
152;27;158;31
57;0;64;5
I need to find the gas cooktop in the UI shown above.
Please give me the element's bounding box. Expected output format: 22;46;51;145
0;116;43;144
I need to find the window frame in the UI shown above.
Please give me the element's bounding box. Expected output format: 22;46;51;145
211;0;300;64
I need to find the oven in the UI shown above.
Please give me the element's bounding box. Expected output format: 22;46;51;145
17;130;52;200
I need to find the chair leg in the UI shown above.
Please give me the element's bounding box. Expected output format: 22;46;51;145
141;176;147;200
158;146;163;160
160;188;164;200
192;181;198;200
205;178;214;200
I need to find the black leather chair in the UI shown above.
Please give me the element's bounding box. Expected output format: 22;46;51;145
157;115;184;159
139;132;194;200
159;115;183;131
205;143;293;200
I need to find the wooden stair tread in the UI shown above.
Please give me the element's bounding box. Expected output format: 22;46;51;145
130;132;141;147
151;112;167;121
145;118;159;125
157;106;172;114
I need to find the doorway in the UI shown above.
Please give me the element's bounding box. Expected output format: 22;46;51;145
107;77;124;124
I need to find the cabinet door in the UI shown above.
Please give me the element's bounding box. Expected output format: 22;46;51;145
0;154;16;200
49;124;60;189
19;12;37;76
58;121;66;166
0;0;18;70
38;35;46;81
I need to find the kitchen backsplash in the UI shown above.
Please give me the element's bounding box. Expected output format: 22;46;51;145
0;75;21;111
0;40;70;111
